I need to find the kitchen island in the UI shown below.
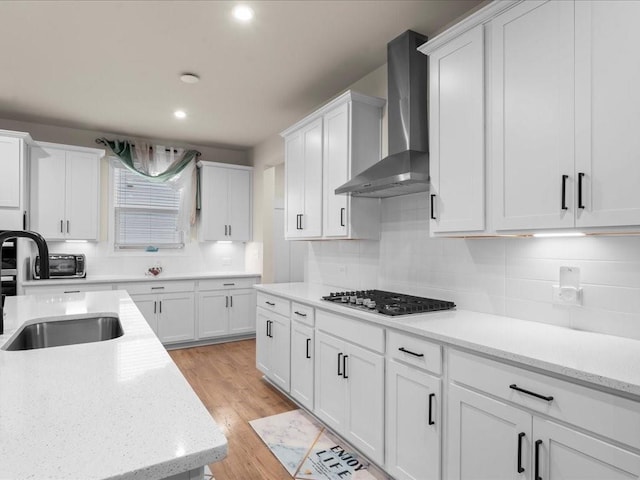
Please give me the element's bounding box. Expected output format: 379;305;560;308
0;290;227;480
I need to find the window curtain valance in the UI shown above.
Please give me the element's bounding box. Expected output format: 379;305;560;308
96;137;201;226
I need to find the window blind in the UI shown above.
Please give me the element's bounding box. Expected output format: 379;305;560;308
113;166;184;249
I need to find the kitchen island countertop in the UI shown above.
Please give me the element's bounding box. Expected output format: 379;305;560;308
256;282;640;399
0;290;227;479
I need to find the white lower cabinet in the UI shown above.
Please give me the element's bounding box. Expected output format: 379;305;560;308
198;287;256;339
131;292;195;343
290;320;314;410
256;305;291;392
314;321;384;465
386;360;441;480
447;349;640;480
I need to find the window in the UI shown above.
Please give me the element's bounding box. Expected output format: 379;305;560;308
113;164;185;249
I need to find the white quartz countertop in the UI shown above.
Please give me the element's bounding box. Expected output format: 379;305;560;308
0;290;227;479
22;271;261;287
256;282;640;399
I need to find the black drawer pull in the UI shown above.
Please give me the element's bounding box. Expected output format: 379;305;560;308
64;290;80;294
428;393;435;425
342;354;348;379
151;286;165;290
294;311;307;317
535;439;542;480
510;384;554;402
561;174;569;210
340;207;345;227
306;338;311;359
430;194;437;220
517;432;525;473
265;301;275;306
399;347;424;358
223;283;235;286
337;352;343;377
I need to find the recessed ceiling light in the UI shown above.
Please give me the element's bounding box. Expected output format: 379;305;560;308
180;73;200;84
232;4;254;22
174;110;187;119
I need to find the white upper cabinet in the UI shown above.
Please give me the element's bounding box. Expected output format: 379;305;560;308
491;0;575;231
574;1;640;228
423;25;485;234
0;131;32;231
199;162;252;242
30;142;103;240
282;90;384;240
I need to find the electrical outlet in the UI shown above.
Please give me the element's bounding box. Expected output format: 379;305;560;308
552;285;582;305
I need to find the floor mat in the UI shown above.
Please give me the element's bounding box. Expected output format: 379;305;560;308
249;409;390;480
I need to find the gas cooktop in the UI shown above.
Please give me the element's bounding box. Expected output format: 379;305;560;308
321;289;455;316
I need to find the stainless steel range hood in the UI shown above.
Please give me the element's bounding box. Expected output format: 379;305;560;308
335;30;429;198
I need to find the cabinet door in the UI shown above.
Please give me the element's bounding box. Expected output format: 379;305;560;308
534;417;640;480
447;384;532;480
65;150;99;240
290;321;314;410
131;293;159;334
429;25;484;233
492;0;575;231
345;342;384;465
268;311;291;392
256;308;271;376
197;290;229;339
201;166;229;241
323;102;350;237
157;292;195;344
228;288;255;335
284;132;305;238
301;118;323;237
227;169;251;241
386;360;441;480
0;136;20;209
575;1;640;228
30;147;67;240
314;331;347;432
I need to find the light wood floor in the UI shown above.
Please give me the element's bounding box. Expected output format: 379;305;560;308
169;339;297;480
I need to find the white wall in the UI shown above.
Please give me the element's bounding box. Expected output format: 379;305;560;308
306;193;640;341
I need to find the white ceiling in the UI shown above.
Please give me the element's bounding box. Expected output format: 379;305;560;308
0;0;482;150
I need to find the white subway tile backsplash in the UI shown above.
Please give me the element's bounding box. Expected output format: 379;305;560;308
305;193;640;340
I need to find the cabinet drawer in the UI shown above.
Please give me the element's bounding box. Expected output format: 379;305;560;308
116;281;195;295
316;309;384;354
257;292;290;317
24;283;110;295
199;277;259;291
291;302;314;326
387;330;442;375
449;349;640;451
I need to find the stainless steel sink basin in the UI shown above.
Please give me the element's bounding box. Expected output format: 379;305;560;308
3;315;123;351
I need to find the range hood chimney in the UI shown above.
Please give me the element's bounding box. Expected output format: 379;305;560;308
335;30;429;198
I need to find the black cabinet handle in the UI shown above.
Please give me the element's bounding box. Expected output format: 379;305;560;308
561;174;569;210
60;220;64;233
578;172;585;209
159;301;162;314
399;347;425;358
223;283;235;286
306;338;311;359
67;220;70;234
296;214;304;230
265;319;270;337
63;290;80;294
154;301;157;314
337;352;343;376
229;224;232;236
517;432;525;473
340;207;345;227
430;194;437;220
428;393;435;425
535;439;542;480
265;301;275;306
294;311;307;317
230;295;233;307
509;384;554;402
23;211;26;230
151;286;165;290
225;296;228;308
342;355;348;379
224;225;228;236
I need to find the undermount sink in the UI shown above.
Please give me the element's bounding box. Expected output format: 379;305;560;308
3;315;123;351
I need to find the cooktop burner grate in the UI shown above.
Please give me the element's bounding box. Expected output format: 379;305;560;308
321;289;455;316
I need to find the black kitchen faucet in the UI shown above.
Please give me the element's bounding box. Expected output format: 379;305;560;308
0;231;50;335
